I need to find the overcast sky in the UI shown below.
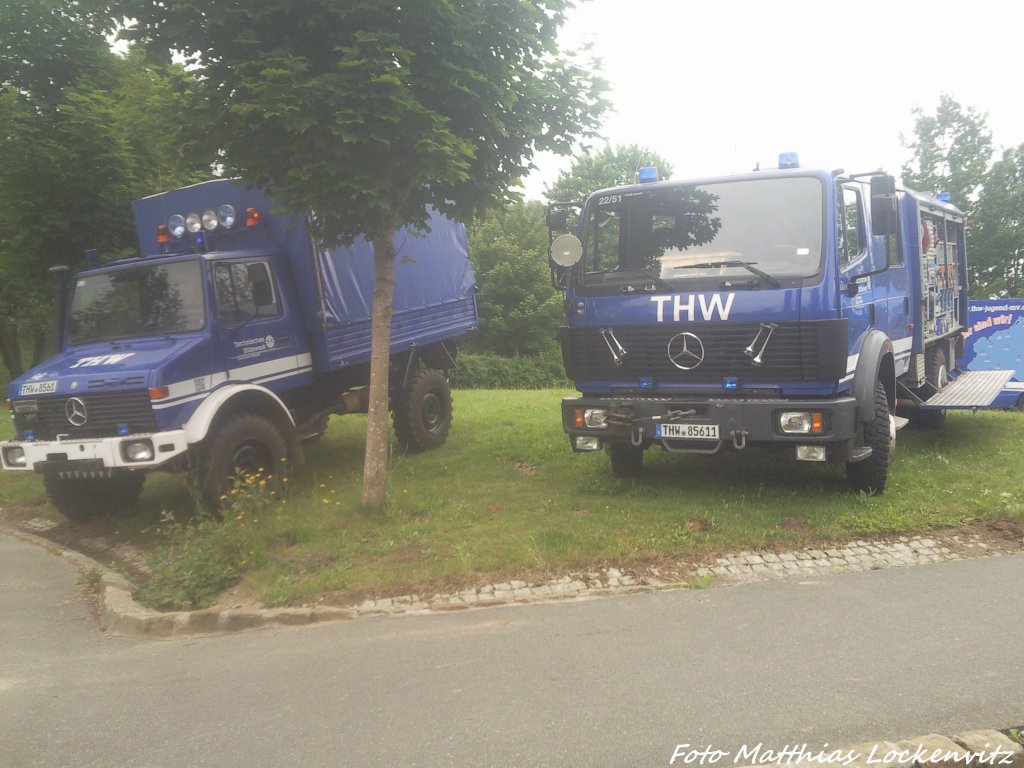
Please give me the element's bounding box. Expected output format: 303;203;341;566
520;0;1021;200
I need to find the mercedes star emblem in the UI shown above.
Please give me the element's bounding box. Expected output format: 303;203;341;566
65;397;88;426
667;332;706;370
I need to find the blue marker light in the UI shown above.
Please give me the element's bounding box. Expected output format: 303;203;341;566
639;377;654;389
638;166;660;183
118;423;130;436
723;377;739;390
24;430;35;441
937;192;952;203
778;152;799;169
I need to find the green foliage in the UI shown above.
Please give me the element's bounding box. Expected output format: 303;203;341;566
450;352;569;389
545;143;676;203
901;94;992;211
118;0;608;246
971;144;1024;297
467;201;562;358
135;476;276;610
0;1;213;379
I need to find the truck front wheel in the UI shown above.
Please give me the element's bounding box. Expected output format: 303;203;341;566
846;380;894;494
198;414;288;510
44;473;145;523
393;369;453;452
608;440;644;477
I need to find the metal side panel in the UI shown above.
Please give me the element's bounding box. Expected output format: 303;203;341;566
921;370;1015;409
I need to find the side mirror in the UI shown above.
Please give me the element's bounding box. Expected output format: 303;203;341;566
870;175;898;237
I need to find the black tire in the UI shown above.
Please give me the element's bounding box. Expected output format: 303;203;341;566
911;345;949;428
925;345;950;391
393;369;453;452
608;440;644;477
846;380;894;494
44;473;145;523
198;414;288;511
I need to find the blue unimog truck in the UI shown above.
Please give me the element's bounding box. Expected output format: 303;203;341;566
1;179;477;518
546;156;1012;492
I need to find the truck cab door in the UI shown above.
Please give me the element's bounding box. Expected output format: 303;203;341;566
212;259;306;393
839;185;888;361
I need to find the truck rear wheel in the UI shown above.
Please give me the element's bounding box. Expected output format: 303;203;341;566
393;369;453;452
44;473;145;523
913;346;949;428
608;440;644;477
846;380;894;494
198;414;288;511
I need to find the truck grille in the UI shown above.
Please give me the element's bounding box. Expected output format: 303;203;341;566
560;320;848;384
12;391;157;440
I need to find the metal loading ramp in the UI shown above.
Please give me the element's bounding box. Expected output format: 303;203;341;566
920;370;1015;409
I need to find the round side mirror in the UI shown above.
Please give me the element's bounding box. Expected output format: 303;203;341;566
550;234;583;267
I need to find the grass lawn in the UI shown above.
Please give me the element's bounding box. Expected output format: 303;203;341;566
2;389;1022;609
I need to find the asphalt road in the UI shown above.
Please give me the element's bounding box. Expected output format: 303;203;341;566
1;532;1021;768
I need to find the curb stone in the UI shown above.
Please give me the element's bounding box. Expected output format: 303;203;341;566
4;523;1021;639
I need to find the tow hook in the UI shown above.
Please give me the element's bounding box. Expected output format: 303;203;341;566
731;429;748;450
630;426;645;447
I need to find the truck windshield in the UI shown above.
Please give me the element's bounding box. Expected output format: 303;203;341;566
68;260;205;344
578;176;824;292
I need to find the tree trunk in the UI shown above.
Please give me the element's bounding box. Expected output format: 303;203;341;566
0;322;25;381
361;231;397;509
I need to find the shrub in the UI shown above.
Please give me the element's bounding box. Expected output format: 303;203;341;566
450;352;569;389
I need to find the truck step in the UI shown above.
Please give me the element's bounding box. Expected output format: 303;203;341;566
920;370;1015;410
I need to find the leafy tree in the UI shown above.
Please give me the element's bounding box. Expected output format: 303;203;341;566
545;143;675;202
117;0;608;508
467;201;562;358
971;145;1024;297
900;94;992;211
0;0;210;380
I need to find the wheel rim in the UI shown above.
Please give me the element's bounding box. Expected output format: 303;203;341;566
231;441;271;478
936;363;949;390
421;392;444;433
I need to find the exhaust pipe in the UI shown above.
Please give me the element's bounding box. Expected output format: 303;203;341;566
48;265;70;350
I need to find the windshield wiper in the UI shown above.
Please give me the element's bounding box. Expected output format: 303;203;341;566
673;260;781;289
612;268;674;293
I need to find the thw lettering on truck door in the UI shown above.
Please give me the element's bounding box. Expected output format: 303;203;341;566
651;294;735;322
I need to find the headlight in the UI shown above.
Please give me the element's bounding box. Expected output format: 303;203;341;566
122;440;154;462
202;209;219;231
779;411;824;434
168;214;186;238
185;212;202;234
217;204;236;228
573;407;609;429
3;446;26;467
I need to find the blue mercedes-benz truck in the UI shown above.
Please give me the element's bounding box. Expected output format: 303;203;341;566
546;156;1012;492
1;179;477;518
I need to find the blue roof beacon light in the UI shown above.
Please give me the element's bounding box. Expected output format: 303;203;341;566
937;192;952;203
778;152;800;169
638;166;660;183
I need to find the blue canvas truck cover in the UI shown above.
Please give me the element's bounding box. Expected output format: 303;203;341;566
132;179;478;371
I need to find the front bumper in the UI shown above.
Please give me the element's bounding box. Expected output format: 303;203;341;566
0;430;189;473
562;394;860;461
